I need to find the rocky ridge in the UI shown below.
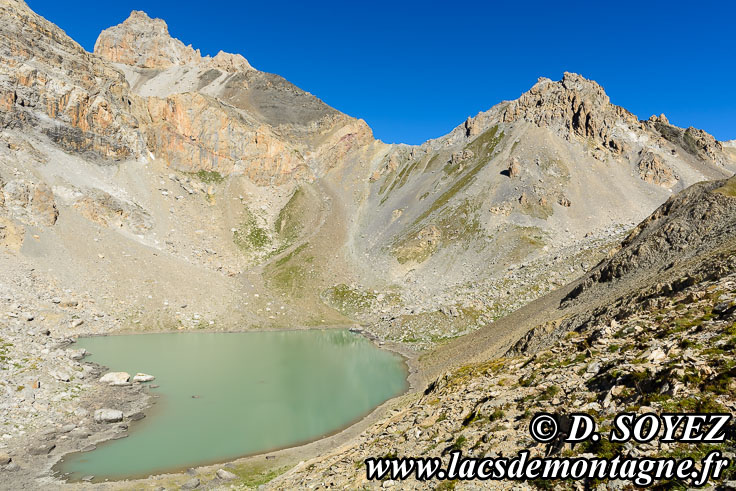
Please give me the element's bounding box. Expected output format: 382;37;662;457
95;10;253;72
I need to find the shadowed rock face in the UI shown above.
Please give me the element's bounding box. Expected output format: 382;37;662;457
568;177;736;297
219;70;339;128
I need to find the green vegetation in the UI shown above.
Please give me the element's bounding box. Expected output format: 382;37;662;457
660;395;727;413
488;408;505;422
325;284;376;312
0;339;11;367
393;227;440;264
518;373;537;387
578;435;624;459
391;197;484;265
275;186;314;243
322;284;399;316
213;463;290;488
379;155;425;202
461;410;479;426
264;243;314;297
435;480;457;490
538;385;560;400
233;211;271;251
714;177;736;198
449;435;467;451
436;199;483;243
194;169;225;184
412;126;504;227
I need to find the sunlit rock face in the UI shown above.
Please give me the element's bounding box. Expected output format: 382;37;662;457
0;0;147;158
92;9;373;184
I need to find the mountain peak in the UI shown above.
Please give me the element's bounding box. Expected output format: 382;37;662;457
498;72;636;153
94;10;252;72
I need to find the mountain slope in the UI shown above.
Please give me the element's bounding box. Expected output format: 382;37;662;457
273;179;736;490
336;73;734;346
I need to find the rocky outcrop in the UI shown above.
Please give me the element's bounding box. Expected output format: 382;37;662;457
1;3;363;188
93;408;124;423
637;150;678;187
277;267;736;489
0;0;147;158
646;115;728;165
506;157;521;177
501;72;638;155
563;177;736;305
92;10;374;185
393;225;441;264
0;217;23;250
144;92;311;184
133;373;154;382
71;187;152;234
99;372;130;386
94;11;253;72
1;179;58;226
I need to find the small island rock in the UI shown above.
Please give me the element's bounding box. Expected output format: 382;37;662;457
133;372;155;382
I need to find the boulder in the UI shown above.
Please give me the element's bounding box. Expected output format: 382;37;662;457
68;348;87;360
59;424;76;433
29;443;55;455
181;477;200;489
216;469;237;480
507;157;521;178
0;452;10;465
133;372;155;382
50;370;70;382
99;372;130;386
94;409;123;423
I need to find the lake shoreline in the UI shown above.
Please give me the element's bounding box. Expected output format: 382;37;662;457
46;325;422;488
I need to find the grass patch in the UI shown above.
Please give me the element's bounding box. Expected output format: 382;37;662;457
449;435;467;451
538;385;561;400
217;463;290;487
714;177;736;198
194;169;225;184
412;126;504;227
275;186;317;244
234;218;270;250
265;243;314;297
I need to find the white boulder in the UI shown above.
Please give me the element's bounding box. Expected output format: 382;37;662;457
133;373;155;383
93;408;123;423
99;372;130;386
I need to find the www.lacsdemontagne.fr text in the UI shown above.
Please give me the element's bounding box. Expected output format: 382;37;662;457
365;449;729;486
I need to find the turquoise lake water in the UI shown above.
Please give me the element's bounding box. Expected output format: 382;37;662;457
57;330;407;481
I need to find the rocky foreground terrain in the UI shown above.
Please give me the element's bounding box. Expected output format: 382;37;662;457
0;0;735;488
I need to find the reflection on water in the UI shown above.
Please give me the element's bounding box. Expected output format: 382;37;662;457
58;329;407;481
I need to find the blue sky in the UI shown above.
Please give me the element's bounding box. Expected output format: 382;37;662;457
28;0;735;144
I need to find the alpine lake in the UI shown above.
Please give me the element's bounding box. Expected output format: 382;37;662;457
56;329;407;482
